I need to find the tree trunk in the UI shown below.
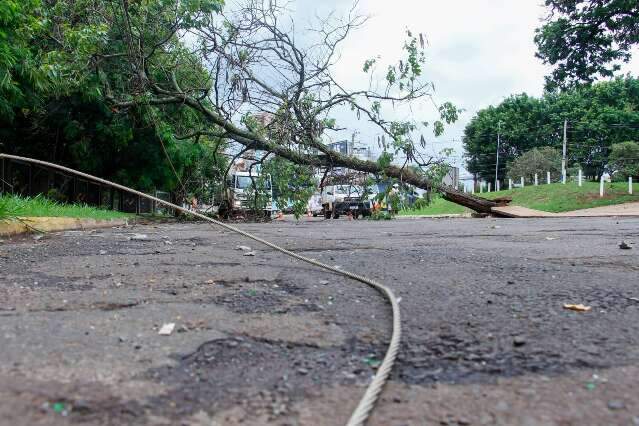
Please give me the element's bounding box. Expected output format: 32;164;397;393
316;151;498;213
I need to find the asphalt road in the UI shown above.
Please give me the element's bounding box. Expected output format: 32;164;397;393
1;216;638;425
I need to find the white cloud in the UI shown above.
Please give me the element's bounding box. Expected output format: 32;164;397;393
287;0;552;166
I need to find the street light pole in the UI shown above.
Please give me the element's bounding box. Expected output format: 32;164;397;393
562;120;567;184
495;121;501;189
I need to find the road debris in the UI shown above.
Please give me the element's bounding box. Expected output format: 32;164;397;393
99;250;107;255
129;233;148;241
563;303;591;312
243;251;256;256
363;355;381;368
236;245;252;251
545;237;558;241
619;241;632;250
607;400;625;410
158;323;176;335
46;401;68;416
513;336;527;347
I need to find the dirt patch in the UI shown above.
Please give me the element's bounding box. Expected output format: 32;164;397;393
213;290;286;314
92;301;141;311
293;364;639;426
144;336;383;421
395;334;604;386
0;375;145;426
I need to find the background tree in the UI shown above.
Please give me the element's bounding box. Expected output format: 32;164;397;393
0;0;46;121
608;141;639;179
535;0;639;90
262;157;316;219
21;0;494;212
506;147;562;184
0;0;228;196
463;77;639;182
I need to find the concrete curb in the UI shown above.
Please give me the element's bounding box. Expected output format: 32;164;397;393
0;217;128;237
396;213;471;219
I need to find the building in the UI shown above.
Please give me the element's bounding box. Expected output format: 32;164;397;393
442;166;459;187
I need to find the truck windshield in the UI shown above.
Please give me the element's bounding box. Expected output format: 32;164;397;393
335;185;361;196
235;176;271;190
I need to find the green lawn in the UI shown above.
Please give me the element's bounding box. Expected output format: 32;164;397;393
398;197;469;216
0;194;130;222
400;181;639;216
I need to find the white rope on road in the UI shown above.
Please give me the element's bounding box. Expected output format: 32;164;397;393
0;153;401;426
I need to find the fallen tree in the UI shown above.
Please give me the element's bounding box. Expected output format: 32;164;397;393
43;0;497;213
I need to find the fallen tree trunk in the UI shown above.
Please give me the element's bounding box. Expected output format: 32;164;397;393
177;97;499;214
130;94;499;214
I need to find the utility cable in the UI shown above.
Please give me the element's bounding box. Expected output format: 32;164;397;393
0;153;400;426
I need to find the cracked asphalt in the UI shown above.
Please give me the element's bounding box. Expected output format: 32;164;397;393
1;216;638;425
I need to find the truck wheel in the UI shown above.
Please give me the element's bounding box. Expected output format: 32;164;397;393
332;211;340;219
324;209;332;219
353;212;360;219
218;201;231;219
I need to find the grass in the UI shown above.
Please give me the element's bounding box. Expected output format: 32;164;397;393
0;193;130;222
398;197;468;216
400;181;639;216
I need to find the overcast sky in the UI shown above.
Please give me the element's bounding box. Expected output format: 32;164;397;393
282;0;638;175
282;0;548;169
220;0;638;176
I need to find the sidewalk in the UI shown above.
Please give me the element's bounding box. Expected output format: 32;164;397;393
491;201;639;218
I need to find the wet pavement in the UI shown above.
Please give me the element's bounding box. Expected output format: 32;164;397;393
0;216;638;425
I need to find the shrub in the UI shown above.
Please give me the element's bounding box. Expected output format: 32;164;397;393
609;141;639;180
507;147;562;183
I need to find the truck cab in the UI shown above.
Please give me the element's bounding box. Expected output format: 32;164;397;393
320;184;372;219
220;171;274;217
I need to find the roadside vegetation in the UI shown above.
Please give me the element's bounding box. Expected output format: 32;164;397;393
401;182;639;216
1;0;638;215
0;194;129;222
463;78;639;184
399;197;468;216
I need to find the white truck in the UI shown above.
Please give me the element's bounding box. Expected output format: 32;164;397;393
217;170;274;218
320;184;372;219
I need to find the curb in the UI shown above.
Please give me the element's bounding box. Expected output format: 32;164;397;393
396;213;471;219
0;217;128;237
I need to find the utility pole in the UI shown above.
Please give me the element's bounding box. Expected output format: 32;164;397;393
495;121;501;189
562;120;567;184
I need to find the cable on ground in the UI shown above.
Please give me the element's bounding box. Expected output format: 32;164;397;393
0;153;401;426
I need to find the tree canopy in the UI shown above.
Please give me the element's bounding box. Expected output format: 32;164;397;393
1;0;496;212
0;0;46;120
463;77;639;182
1;0;228;194
609;141;639;179
535;0;639;90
